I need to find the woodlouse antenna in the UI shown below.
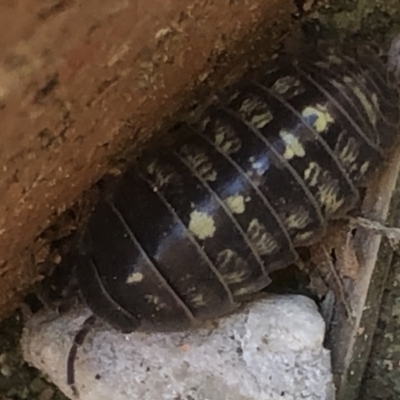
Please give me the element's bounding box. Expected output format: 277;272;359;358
67;314;97;397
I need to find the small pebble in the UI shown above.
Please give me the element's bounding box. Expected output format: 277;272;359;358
39;387;55;400
1;365;12;377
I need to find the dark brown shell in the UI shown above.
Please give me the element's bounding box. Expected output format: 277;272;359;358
76;48;400;333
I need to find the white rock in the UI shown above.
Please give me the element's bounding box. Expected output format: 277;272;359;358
21;294;335;400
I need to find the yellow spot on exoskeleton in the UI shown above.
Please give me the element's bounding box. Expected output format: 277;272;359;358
318;179;344;215
304;162;321;186
285;207;310;230
214;121;242;154
338;137;359;167
304;163;344;214
238;97;273;129
271;75;302;96
294;231;315;244
228;91;240;103
279;130;306;160
302;104;334;133
144;294;160;305
144;294;167;311
182;147;217;181
147;159;176;188
224;270;249;285
216;249;250;284
189;210;216;240
126;272;144;284
239;97;259;114
343;76;378;127
199;116;211;131
224;195;245;214
360;161;370;176
248;155;270;177
233;286;253;296
190;293;206;306
251;112;273;129
247;219;278;256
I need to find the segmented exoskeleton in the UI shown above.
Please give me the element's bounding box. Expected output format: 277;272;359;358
67;36;400;395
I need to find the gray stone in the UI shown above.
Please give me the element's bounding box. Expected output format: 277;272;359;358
21;294;335;400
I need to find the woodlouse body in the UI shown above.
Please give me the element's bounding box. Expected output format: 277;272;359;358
76;44;400;334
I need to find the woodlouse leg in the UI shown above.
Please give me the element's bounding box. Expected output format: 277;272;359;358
67;314;97;398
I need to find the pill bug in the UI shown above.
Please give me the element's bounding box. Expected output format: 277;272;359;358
67;37;400;394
